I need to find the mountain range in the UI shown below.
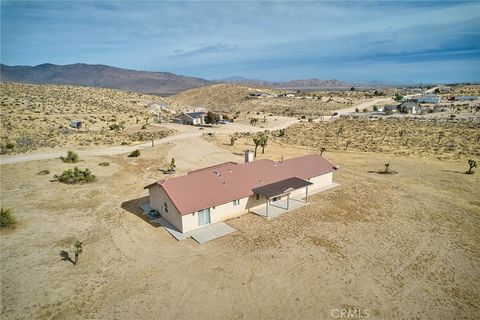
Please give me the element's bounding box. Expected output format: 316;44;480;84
1;63;362;95
0;63;212;95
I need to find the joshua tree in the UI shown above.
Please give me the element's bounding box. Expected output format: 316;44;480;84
467;159;477;174
249;118;258;126
73;240;83;265
320;147;326;156
345;140;351;150
336;127;343;138
119;120;126;133
437;131;444;143
384;163;390;173
170;158;176;171
260;135;268;154
252;135;263;157
230;136;237;146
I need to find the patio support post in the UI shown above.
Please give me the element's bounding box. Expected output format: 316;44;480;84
266;199;269;217
306;187;308;203
286;193;289;210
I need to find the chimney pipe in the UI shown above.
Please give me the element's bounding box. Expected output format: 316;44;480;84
244;150;254;163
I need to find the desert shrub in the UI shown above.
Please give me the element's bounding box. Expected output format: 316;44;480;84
0;208;16;229
60;151;79;163
54;167;96;184
121;141;128;145
128;149;140;157
37;169;50;175
109;123;120;131
98;162;110;166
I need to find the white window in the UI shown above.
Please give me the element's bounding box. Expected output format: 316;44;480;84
233;199;240;206
164;201;168;213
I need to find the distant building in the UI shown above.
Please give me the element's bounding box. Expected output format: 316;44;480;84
416;94;440;104
70;120;82;129
454;96;478;101
399;101;420;114
173;112;206;125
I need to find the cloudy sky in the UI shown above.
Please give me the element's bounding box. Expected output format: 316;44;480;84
1;1;479;83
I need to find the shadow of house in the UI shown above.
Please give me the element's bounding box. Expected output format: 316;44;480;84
120;196;162;228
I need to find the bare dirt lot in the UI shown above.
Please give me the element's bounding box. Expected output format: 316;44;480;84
1;138;479;319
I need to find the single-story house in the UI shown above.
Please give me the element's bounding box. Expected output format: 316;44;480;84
145;153;336;233
399;101;420;114
416;94;441;104
173;112;206;125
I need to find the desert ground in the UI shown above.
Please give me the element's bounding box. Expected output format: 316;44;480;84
1;130;479;320
1;83;479;320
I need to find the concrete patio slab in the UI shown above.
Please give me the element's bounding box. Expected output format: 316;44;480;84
187;222;236;244
151;217;188;241
251;182;340;219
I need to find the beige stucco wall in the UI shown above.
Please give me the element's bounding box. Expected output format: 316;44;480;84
149;185;183;231
308;172;333;191
181;194;267;233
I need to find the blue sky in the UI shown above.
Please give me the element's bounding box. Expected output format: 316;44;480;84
1;0;479;83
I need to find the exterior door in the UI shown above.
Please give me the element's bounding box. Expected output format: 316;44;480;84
198;208;211;226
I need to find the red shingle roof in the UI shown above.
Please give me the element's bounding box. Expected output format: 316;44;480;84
145;154;335;215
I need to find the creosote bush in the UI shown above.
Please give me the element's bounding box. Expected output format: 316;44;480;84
98;162;110;166
128;149;140;157
54;167;96;184
1;208;16;229
37;169;50;175
60;151;79;163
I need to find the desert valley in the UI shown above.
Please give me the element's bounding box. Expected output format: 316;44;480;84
1;1;480;319
1;79;479;319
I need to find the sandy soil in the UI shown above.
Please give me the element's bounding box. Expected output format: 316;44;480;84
1;137;479;319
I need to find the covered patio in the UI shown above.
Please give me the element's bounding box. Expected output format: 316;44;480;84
251;177;312;219
251;181;340;219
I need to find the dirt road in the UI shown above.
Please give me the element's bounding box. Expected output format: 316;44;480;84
0;98;385;165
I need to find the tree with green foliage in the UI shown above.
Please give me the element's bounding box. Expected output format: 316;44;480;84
73;240;83;265
60;151;79;163
205;111;220;124
0;208;16;229
394;94;403;101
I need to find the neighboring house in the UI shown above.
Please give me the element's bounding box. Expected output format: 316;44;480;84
383;105;398;113
399;101;420;114
416;94;441;104
173;111;206;125
145;153;336;233
454;96;478;101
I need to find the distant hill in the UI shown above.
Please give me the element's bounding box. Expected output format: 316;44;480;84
0;63;212;95
218;77;357;89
